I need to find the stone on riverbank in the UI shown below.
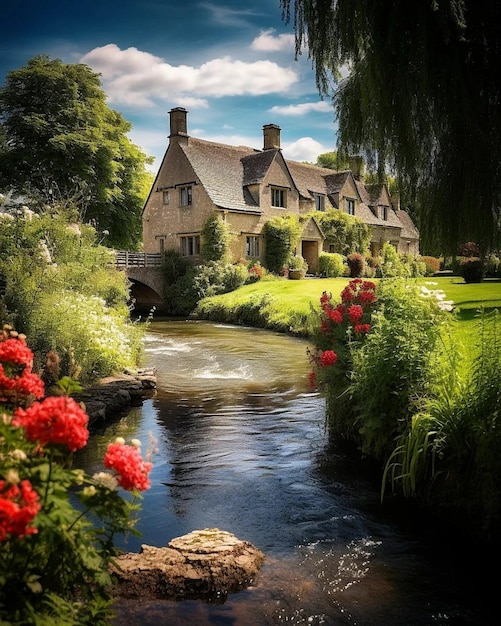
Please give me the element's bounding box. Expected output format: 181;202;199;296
111;528;265;601
71;368;156;427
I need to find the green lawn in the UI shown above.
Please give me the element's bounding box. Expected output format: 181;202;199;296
196;275;501;350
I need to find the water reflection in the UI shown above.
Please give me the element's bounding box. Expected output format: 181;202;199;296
77;320;496;625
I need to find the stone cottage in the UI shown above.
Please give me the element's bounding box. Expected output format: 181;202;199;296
142;108;419;273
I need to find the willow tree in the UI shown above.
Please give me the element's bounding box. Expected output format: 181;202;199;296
281;0;501;253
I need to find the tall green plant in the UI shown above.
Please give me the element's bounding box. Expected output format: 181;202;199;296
201;213;232;263
263;215;302;273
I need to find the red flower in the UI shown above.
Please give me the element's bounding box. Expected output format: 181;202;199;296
0;337;44;402
358;290;376;304
320;291;331;308
362;280;376;291
354;324;371;334
327;308;344;324
104;442;152;492
0;338;34;368
340;287;355;302
349;304;364;323
13;396;89;452
320;350;338;367
320;319;330;334
308;371;317;389
0;479;41;541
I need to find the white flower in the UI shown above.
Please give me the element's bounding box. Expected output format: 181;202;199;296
92;471;118;491
10;449;27;461
130;439;141;448
114;437;125;445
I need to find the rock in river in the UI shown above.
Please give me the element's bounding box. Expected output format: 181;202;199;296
111;528;265;602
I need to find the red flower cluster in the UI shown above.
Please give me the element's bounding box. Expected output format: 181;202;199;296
309;279;378;382
104;442;152;492
0;479;41;541
13;396;89;452
0;337;45;403
320;350;338;367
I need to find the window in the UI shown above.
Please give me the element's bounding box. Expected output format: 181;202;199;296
162;190;170;205
180;186;192;207
345;198;355;215
271;187;286;208
158;238;165;254
314;194;325;212
180;235;200;257
246;236;260;258
381;205;388;221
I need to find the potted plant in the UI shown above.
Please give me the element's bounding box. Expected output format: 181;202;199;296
288;255;308;279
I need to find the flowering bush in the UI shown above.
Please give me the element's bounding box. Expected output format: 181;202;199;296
0;325;153;624
308;278;378;390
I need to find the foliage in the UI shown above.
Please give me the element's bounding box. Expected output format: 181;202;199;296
419;256;441;276
281;0;501;253
346;253;365;277
201;213;232;263
0;55;153;249
376;242;405;278
288;255;308;271
383;310;501;536
460;258;484;283
0;209;144;380
458;241;480;258
316;151;349;170
193;261;248;299
0;327;153;624
318;252;345;277
348;280;453;460
263;215;302;273
314;209;370;256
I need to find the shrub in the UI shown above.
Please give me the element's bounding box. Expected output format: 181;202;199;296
346;253;365;277
348;280;452;460
193;261;248;299
263;216;302;274
201;213;232;263
419;255;441;276
460;258;484;283
319;252;345;277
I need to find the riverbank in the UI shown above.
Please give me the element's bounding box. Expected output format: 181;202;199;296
71;368;157;428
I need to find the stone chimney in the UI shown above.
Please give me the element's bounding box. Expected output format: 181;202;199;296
169;107;188;141
348;155;365;182
263;124;281;150
391;192;401;211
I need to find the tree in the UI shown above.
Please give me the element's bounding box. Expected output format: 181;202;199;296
316;151;349;171
0;55;153;249
281;0;501;253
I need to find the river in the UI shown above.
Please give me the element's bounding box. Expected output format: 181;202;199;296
77;320;497;625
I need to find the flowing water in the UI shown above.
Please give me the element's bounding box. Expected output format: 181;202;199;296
78;320;497;625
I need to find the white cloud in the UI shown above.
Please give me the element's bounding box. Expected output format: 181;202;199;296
81;44;298;107
282;137;329;163
199;2;262;28
251;28;295;52
269;101;332;116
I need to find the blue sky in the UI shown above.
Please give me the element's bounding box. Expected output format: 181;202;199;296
1;0;340;171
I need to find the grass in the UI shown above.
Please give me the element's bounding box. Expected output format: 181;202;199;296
195;275;501;351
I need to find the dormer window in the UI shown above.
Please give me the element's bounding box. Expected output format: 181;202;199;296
271;187;286;208
345;198;355;215
314;194;325;212
180;186;192;207
381;205;388;221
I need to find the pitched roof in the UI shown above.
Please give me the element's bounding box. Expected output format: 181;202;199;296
395;210;420;239
180;138;260;212
175;135;416;236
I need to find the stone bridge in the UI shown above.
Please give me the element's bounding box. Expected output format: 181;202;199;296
116;251;167;315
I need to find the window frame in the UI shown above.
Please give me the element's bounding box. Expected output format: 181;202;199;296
246;235;260;258
314;194;325;212
180;234;200;257
179;185;193;207
345;198;355;215
271;187;286;208
162;190;170;205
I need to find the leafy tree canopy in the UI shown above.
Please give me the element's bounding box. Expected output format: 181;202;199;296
282;0;501;253
0;55;153;249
